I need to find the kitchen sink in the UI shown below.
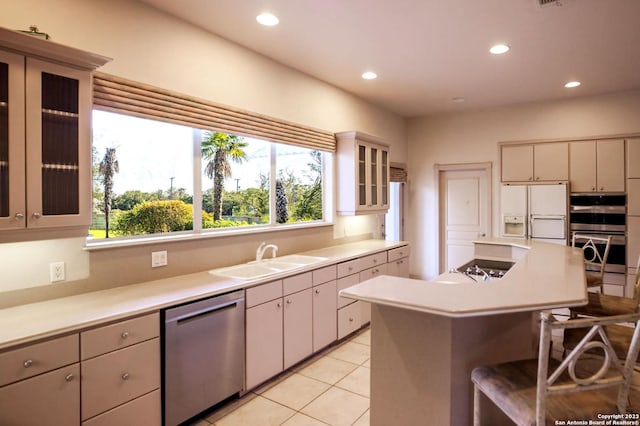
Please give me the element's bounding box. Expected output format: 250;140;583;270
210;255;328;280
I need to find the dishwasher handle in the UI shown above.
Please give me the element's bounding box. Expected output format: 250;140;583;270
166;298;243;324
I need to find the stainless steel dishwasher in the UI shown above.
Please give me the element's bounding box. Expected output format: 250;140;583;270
163;289;245;426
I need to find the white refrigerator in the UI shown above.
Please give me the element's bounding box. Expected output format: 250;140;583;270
500;183;568;244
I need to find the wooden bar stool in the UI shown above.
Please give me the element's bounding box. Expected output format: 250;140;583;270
472;312;640;425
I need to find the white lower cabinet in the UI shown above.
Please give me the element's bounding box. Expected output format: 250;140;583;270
338;301;362;339
284;288;313;369
80;312;160;424
313;280;337;352
82;389;160;426
245;295;283;390
0;362;80;425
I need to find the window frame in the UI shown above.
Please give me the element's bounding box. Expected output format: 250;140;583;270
87;115;333;249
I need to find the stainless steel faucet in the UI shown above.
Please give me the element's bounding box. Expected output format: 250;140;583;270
256;242;278;261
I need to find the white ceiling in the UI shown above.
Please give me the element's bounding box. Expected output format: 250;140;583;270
137;0;640;118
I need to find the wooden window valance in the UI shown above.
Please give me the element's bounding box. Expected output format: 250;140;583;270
92;72;336;152
390;166;407;182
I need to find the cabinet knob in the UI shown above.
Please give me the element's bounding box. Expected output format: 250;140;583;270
315;289;320;294
23;359;33;368
349;317;354;322
600;187;604;191
348;266;353;272
15;213;24;220
121;331;129;339
276;302;282;308
592;187;596;191
32;212;41;219
65;373;75;382
121;373;130;381
286;299;292;304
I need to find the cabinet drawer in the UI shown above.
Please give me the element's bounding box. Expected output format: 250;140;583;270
81;338;160;420
359;263;388;282
358;252;387;271
0;333;78;386
337;259;360;278
0;363;80;426
313;265;337;285
337;273;360;309
283;272;312;295
82;389;161;426
387;246;410;263
246;280;283;307
338;302;362;340
81;312;159;360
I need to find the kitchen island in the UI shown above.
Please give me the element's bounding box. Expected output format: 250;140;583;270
340;238;586;426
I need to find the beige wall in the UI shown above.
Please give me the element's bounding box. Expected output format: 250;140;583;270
407;90;640;279
0;0;406;307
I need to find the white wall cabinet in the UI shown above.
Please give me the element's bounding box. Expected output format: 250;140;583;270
336;131;390;215
0;27;109;233
628;138;640;179
570;139;625;192
501;143;568;182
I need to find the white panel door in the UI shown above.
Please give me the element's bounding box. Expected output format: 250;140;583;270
439;166;490;273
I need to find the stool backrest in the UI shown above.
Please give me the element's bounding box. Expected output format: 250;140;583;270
571;233;612;279
536;311;640;425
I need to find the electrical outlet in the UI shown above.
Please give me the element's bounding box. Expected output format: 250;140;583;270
151;251;168;268
50;262;66;282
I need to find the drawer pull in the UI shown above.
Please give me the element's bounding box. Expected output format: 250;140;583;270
348;266;353;271
23;359;33;368
373;259;377;264
121;373;130;381
121;331;129;339
349;317;354;322
65;373;75;382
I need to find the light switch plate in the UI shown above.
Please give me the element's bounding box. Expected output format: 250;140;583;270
152;251;168;267
50;262;65;282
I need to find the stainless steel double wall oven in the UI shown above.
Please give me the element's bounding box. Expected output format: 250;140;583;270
569;193;626;274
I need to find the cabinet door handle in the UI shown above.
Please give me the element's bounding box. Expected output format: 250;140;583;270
121;331;129;339
15;213;24;220
23;359;33;368
32;212;41;219
121;373;130;381
65;373;75;382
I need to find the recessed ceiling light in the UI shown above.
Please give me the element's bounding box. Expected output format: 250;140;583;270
564;81;581;88
489;44;510;55
256;13;279;26
362;71;377;80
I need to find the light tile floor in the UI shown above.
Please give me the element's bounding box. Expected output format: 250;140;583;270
189;328;372;426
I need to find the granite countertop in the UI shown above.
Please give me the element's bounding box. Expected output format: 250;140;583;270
0;240;407;350
340;238;587;318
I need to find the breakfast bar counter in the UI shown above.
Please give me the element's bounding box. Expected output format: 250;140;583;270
340;238;587;426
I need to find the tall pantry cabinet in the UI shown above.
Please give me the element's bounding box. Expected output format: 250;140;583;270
0;27;110;233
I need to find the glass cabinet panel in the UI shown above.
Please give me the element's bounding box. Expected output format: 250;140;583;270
370;147;378;206
381;150;388;206
358;145;366;206
40;72;80;215
0;61;8;218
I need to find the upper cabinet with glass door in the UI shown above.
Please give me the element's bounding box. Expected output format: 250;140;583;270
0;27;110;235
336;131;390;215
